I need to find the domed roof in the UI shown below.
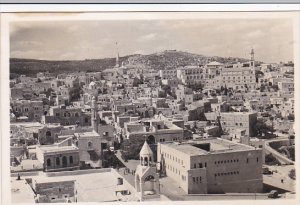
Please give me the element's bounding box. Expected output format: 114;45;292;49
140;141;153;156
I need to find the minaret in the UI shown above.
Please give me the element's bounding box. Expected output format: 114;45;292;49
115;42;120;68
91;96;98;132
250;48;255;69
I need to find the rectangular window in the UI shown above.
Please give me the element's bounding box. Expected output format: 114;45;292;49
247;158;249;163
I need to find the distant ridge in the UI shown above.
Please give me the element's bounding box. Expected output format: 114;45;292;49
10;50;251;76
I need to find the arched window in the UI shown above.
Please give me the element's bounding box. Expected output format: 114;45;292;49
56;157;60;166
69;156;73;164
47;158;51;167
62;156;67;167
88;141;93;149
46;131;51;137
144;175;155;181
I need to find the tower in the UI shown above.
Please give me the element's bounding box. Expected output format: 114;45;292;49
134;141;160;201
250;48;255;69
91;96;98;132
115;42;120;68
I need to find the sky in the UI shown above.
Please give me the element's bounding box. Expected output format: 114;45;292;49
10;19;294;63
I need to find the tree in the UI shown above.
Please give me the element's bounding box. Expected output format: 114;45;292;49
289;169;296;180
224;85;228;96
255;118;275;138
265;153;280;165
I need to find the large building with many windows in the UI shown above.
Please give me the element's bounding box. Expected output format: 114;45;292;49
157;138;263;194
220;63;257;91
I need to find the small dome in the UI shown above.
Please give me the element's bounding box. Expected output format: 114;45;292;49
140;141;153;157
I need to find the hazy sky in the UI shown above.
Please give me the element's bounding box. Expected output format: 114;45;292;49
10;19;294;63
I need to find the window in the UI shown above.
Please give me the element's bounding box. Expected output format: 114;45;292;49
199;163;203;168
69;156;73;164
56;113;60;117
56;157;60;166
88;141;93;149
247;158;249;163
193;177;196;183
62;156;67;167
194;164;196;168
85;117;89;123
257;157;259;162
47;158;51;167
205;162;207;167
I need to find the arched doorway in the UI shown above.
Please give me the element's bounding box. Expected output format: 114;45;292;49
147;135;155;144
143;175;156;195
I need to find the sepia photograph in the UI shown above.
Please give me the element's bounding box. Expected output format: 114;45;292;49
1;9;299;204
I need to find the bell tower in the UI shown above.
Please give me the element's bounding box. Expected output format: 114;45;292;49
134;141;160;201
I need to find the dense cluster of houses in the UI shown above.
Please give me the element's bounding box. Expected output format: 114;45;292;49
9;49;294;202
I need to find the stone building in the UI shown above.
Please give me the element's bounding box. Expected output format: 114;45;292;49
36;139;80;172
41;105;91;126
11;100;45;122
74;131;105;168
205;112;257;137
157;138;263;194
32;178;76;203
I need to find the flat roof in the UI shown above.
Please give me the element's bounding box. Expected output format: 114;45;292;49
11;179;36;203
74;131;100;138
11;122;43;127
17;170;134;202
38;145;78;153
162;138;255;156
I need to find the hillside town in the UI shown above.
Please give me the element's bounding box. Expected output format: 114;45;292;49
10;49;295;203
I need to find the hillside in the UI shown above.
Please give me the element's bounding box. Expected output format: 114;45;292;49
10;50;250;77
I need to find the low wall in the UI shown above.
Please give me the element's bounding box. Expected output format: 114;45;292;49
111;169;138;196
45;168;112;177
11;171;40;177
